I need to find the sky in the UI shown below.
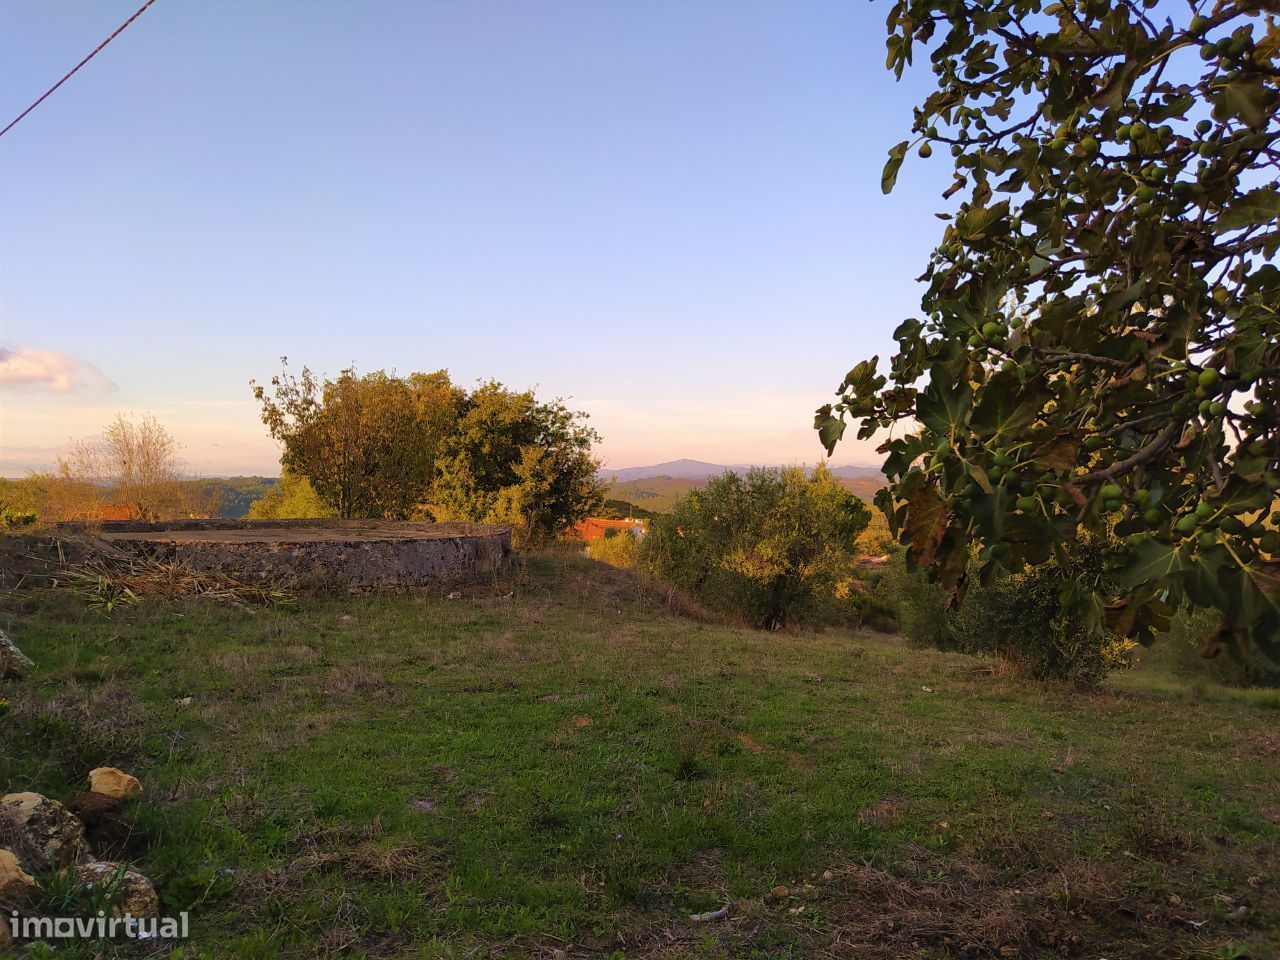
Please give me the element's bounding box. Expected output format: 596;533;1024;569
0;0;954;477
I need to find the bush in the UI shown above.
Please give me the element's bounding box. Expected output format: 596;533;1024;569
587;529;639;569
887;556;957;653
247;469;335;520
1152;607;1280;688
855;510;894;556
957;567;1133;687
890;543;1134;687
846;584;898;633
640;465;870;629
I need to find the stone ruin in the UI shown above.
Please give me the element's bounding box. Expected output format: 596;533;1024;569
80;519;513;590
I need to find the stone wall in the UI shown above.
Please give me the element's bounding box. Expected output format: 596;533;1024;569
72;520;513;590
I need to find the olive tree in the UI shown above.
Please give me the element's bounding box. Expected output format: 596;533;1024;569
816;0;1279;657
641;466;871;629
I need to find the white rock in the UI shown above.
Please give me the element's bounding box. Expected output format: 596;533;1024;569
0;630;34;680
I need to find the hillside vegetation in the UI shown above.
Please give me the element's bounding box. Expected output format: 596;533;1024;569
609;474;883;515
2;554;1276;959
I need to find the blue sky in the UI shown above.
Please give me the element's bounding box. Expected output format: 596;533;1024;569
0;0;952;476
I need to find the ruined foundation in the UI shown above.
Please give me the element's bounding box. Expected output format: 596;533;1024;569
86;519;513;590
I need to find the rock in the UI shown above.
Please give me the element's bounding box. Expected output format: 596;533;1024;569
88;767;142;801
0;630;33;680
0;793;91;870
69;861;159;918
66;792;145;860
689;905;729;922
67;791;123;827
0;848;40;907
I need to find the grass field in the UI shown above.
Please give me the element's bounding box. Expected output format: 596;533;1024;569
2;553;1278;959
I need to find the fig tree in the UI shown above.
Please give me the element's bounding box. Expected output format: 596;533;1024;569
821;0;1280;657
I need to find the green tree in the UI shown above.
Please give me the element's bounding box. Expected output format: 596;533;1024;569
0;476;41;527
252;362;464;519
641;466;871;629
817;0;1280;657
598;498;656;521
432;381;605;545
247;469;336;520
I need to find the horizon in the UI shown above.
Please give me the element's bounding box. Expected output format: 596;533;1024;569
0;455;887;483
1;2;952;475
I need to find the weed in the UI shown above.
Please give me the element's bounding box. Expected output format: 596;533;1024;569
0;551;1275;958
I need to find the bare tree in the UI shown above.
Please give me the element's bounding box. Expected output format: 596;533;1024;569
62;413;187;520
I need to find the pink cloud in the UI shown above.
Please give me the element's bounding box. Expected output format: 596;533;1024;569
0;347;117;394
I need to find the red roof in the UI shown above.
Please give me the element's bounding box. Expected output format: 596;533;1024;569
569;518;647;542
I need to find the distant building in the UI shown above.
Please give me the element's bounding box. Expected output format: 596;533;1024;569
570;517;648;542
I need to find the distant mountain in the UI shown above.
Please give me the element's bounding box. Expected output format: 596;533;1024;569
599;460;732;482
598;460;884;483
825;464;887;480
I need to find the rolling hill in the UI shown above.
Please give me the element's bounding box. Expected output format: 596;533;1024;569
603;461;885;513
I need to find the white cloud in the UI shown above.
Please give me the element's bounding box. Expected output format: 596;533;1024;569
0;347;117;394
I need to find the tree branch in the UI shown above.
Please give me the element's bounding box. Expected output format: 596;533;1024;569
1082;421;1182;483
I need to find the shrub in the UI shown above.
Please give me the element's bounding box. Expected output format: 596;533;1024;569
640;465;870;629
247;469;335;520
846;585;898;633
887;556;957;653
891;542;1134;687
954;565;1134;687
1153;607;1280;689
854;511;894;556
587;529;639;569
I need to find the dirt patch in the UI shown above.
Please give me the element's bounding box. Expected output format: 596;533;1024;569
857;797;904;827
735;734;765;754
293;838;440;884
593;849;1256;960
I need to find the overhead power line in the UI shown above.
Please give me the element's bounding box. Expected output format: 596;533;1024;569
0;0;161;140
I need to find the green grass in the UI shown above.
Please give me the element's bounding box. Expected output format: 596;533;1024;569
2;553;1277;959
